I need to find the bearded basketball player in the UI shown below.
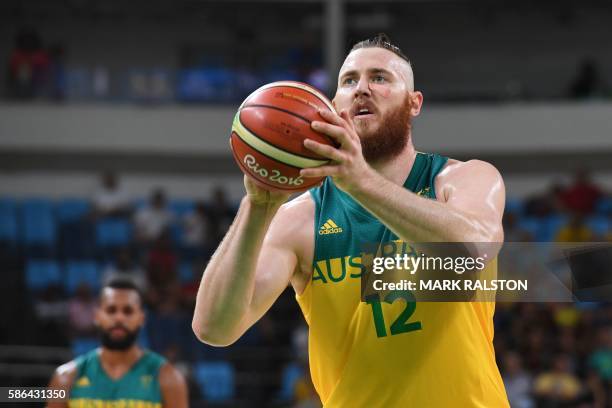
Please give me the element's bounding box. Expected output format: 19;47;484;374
48;279;188;408
192;34;509;407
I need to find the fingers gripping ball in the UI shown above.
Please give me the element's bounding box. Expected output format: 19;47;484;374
230;81;336;191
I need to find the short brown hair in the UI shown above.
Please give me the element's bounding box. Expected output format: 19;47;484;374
350;33;410;64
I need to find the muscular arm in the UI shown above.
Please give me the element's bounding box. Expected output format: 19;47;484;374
348;160;505;247
159;364;188;408
192;180;311;346
46;362;77;408
301;110;504;250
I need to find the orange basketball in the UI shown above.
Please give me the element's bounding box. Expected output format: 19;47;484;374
230;81;336;191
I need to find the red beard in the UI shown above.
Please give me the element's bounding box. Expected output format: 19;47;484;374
358;93;413;164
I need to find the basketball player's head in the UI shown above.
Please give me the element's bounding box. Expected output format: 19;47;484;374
95;278;145;351
333;33;423;163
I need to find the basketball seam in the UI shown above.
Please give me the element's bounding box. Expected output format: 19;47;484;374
233;116;328;168
230;136;319;191
240;104;332;160
237;122;326;167
231;131;302;171
254;84;334;111
241;104;312;125
241;82;335;112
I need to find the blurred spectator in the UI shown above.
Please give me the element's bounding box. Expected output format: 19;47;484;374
92;66;110;99
533;354;582;406
92;172;131;217
47;44;66;100
183;201;212;249
560;169;604;214
308;68;330;95
209;186;235;243
148;285;185;359
522;326;554;372
8;28;50;99
556;329;579;363
134;189;174;243
502;351;533;408
34;285;69;346
553;304;581;329
582;370;608;408
568;59;608;99
555;213;594;242
179;259;204;310
101;247;146;291
589;325;612;381
68;283;97;336
292;33;326;92
503;212;534;242
146;230;179;307
524;183;564;218
291;325;320;408
292;326;308;367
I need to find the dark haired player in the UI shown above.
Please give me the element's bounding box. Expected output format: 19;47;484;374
47;279;188;408
193;34;509;407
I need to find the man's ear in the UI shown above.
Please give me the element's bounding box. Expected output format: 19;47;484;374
410;91;424;117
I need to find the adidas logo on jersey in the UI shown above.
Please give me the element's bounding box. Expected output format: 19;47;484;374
141;375;153;387
319;219;343;235
75;376;91;387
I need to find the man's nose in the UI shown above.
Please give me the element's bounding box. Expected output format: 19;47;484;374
112;313;127;324
353;76;371;98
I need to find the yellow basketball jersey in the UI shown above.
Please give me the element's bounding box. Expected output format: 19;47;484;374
298;153;509;407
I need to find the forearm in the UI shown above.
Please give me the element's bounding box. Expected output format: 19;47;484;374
347;171;491;243
192;197;282;345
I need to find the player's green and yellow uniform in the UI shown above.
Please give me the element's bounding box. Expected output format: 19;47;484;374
68;349;166;408
298;152;509;407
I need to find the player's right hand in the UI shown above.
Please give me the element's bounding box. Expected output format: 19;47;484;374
244;175;291;206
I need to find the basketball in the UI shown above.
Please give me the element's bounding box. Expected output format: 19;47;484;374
230;81;337;191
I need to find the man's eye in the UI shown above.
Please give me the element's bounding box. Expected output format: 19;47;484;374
372;75;386;83
342;78;357;85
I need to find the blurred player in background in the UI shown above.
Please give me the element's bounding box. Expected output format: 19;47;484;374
47;279;188;408
193;34;508;407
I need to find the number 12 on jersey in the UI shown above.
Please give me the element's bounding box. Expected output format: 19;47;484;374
365;291;422;338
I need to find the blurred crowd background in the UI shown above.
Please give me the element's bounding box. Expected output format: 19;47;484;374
2;1;612;104
1;0;612;407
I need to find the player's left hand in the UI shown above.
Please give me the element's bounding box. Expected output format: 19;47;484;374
301;109;372;193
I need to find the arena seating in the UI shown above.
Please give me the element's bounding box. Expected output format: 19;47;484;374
1;194;610;406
